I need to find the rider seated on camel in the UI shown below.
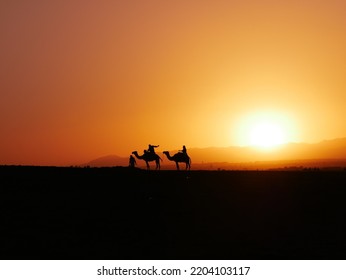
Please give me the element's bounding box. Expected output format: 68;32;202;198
179;145;187;154
147;144;159;154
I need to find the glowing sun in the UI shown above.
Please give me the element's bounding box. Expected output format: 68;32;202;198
249;122;285;147
236;111;296;148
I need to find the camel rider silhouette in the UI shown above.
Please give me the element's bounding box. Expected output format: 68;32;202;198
179;145;187;154
147;144;159;154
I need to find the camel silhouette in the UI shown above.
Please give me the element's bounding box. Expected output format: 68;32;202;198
132;151;162;170
163;151;191;170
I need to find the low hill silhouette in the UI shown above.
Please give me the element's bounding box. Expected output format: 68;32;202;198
81;155;128;167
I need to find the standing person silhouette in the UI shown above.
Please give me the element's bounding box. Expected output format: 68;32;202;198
179;145;187;154
129;155;136;168
148;144;159;154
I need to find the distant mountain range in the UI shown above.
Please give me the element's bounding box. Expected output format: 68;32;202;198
81;138;346;169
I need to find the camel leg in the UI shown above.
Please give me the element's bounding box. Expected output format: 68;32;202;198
176;162;180;170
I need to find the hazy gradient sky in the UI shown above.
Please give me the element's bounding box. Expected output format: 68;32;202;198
1;0;345;166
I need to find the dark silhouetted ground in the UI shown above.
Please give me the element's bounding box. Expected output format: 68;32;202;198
1;166;346;260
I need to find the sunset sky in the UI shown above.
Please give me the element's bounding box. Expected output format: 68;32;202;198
1;0;345;166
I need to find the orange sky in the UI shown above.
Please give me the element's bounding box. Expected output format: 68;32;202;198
1;0;345;166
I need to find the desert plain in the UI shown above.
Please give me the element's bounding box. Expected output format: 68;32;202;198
1;165;346;260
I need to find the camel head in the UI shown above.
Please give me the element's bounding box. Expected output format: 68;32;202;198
163;151;171;157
